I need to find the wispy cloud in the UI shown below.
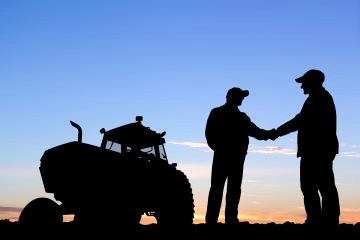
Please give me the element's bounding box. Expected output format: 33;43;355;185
191;210;305;224
169;141;297;155
341;152;360;158
0;207;77;223
246;168;297;177
249;146;296;155
338;208;360;223
170;140;360;159
0;206;22;221
0;206;22;212
341;143;360;149
243;180;259;184
339;142;360;158
169;141;210;149
189;207;360;224
341;208;360;213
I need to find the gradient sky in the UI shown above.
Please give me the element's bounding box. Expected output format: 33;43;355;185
1;0;359;224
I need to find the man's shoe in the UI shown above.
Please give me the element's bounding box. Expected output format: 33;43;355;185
304;218;321;225
225;218;240;224
205;219;218;225
321;218;339;227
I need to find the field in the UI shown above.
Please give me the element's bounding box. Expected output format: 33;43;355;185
1;220;359;239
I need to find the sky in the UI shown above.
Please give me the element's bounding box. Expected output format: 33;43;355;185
0;0;360;224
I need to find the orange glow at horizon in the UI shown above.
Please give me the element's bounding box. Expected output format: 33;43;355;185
139;210;360;225
2;208;360;224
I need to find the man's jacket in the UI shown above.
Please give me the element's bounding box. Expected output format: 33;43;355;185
277;87;339;157
205;104;269;155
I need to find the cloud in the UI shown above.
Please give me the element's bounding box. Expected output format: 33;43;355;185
341;152;360;158
0;206;22;221
169;141;210;149
340;143;360;149
0;206;22;212
192;210;305;224
338;142;360;158
341;208;360;213
339;208;360;223
169;140;360;158
143;205;360;225
249;146;296;155
245;168;297;177
0;206;75;222
243;180;259;184
169;141;297;156
191;207;360;224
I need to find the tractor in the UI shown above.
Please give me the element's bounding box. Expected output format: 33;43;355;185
19;116;194;225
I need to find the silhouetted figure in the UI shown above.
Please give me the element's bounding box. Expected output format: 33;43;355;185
273;69;340;226
205;87;275;224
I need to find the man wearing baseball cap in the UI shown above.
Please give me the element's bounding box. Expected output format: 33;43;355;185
273;69;340;226
205;87;275;224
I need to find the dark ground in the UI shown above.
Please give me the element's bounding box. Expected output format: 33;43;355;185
1;220;360;239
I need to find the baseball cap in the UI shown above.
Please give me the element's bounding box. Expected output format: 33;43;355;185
295;69;325;84
226;87;249;99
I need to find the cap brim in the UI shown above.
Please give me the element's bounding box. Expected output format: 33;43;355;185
243;90;249;97
295;77;324;84
295;77;305;83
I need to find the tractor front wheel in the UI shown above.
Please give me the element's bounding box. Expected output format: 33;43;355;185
19;197;63;224
155;169;194;225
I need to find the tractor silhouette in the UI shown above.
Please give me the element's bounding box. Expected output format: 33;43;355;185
19;116;194;225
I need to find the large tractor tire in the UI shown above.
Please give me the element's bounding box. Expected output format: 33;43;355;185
19;197;63;224
155;169;194;225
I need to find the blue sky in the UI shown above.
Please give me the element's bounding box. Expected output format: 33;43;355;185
0;0;359;223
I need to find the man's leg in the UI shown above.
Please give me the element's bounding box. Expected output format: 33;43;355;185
300;157;321;224
319;159;340;225
206;152;227;224
225;155;245;224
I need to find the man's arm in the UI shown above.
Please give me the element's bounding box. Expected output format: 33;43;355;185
249;113;300;141
249;122;276;140
205;109;218;150
276;114;300;137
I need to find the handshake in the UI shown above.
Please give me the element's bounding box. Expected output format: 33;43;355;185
266;129;279;141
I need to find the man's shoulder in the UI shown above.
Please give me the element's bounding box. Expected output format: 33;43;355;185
238;110;249;116
211;105;249;116
316;88;336;104
323;88;335;99
239;111;251;121
210;105;226;113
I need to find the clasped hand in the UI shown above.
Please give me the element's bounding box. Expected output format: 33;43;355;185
267;129;279;141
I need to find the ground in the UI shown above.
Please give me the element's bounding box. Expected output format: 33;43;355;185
0;220;359;239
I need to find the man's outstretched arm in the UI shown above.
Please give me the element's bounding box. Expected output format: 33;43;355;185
276;114;300;137
249;123;277;141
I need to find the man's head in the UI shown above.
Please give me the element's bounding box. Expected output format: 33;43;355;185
295;69;324;94
226;87;249;106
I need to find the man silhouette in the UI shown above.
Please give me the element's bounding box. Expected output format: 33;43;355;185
274;69;340;226
205;87;274;224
